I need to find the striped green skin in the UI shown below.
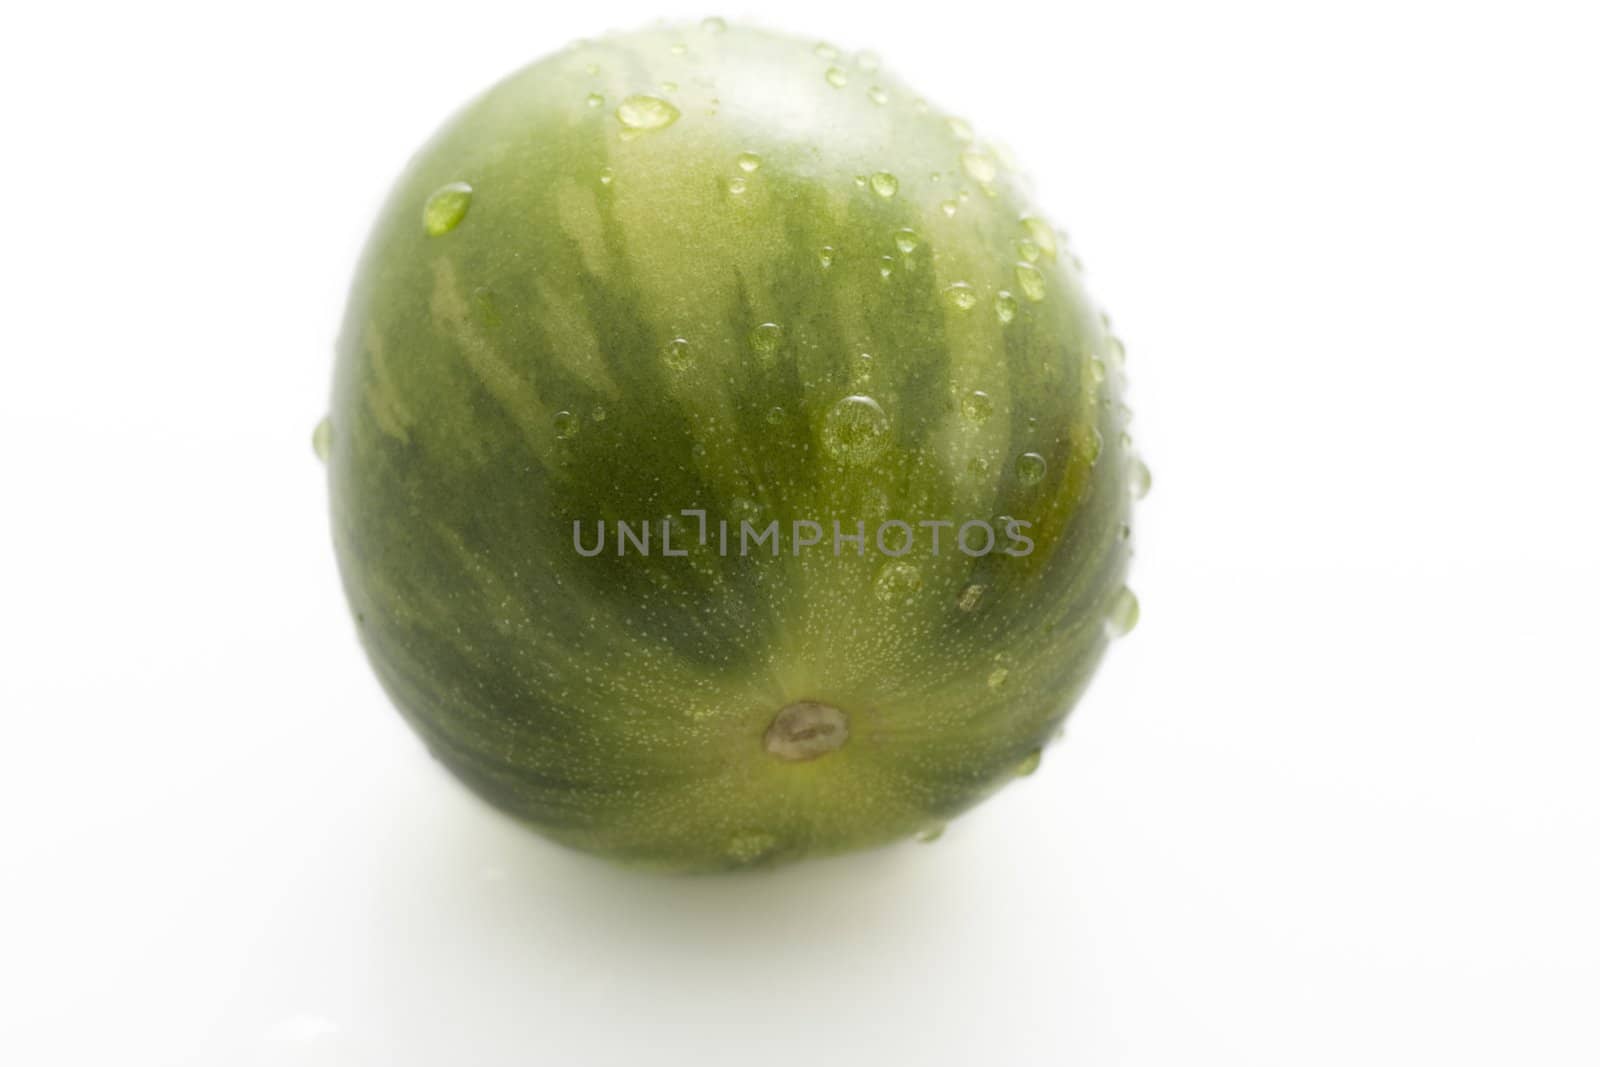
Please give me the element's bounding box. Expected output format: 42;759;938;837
327;22;1136;872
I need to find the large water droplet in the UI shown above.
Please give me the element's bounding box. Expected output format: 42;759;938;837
311;417;332;462
616;95;680;132
825;66;849;88
960;150;997;184
894;228;921;254
598;166;614;186
661;337;693;369
1015;262;1047;302
994;291;1018;324
553;410;579;439
737;151;762;173
1082;426;1104;464
869;172;899;198
821;394;891;465
749;322;784;361
940;199;958;217
867;85;889;105
1015;451;1047;485
585;92;604;109
879;256;895;279
1014;749;1042;777
725;175;748;195
960;389;993;421
422;182;472;236
874;560;924;605
1106;586;1140;636
943;282;978;312
1131;456;1153;499
1021;217;1058;261
1017;238;1042;263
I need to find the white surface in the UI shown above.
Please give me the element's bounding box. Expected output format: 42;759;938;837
3;1;1598;1064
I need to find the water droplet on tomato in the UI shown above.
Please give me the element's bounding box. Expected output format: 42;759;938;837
870;172;899;198
1131;456;1152;499
944;282;978;311
821;394;891;464
1106;587;1140;636
422;182;472;235
749;322;784;360
725;831;778;864
994;291;1018;323
1015;452;1047;485
1021;216;1058;261
874;560;924;605
1015;262;1046;302
961;150;997;184
661;337;693;369
960;390;993;421
1082;427;1104;464
616;95;680;131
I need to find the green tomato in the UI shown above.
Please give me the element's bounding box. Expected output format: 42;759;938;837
323;20;1141;872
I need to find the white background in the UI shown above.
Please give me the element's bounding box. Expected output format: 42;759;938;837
3;1;1597;1064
